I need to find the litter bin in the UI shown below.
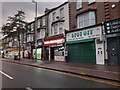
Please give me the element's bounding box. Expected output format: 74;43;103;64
14;55;18;60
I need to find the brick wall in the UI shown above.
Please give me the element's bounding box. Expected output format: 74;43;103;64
69;2;120;31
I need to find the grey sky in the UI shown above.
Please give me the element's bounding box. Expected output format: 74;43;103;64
0;0;67;39
2;2;64;24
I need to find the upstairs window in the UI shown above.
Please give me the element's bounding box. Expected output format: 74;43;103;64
27;34;33;42
37;19;41;28
59;22;63;34
37;29;45;39
52;12;56;21
53;23;58;35
77;11;96;29
88;0;96;4
42;17;45;26
31;23;34;32
60;8;64;18
41;29;45;38
51;22;64;36
77;0;82;9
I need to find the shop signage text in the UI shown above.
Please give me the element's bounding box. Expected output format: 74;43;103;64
66;26;102;42
44;38;64;46
104;18;120;34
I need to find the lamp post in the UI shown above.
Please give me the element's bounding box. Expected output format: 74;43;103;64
32;0;37;60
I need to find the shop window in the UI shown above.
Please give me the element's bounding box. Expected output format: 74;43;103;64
54;46;64;56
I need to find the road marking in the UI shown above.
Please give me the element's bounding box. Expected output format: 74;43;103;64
26;87;33;90
66;73;120;87
0;71;13;80
36;68;120;87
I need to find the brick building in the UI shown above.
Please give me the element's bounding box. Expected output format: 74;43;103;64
66;1;120;65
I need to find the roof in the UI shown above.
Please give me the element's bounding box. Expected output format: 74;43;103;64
27;2;68;23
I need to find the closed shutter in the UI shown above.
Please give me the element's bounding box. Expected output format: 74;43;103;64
67;41;96;64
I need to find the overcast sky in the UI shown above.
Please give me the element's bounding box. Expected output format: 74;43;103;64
2;1;66;24
0;0;67;39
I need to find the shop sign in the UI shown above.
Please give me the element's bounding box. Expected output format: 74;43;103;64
66;26;102;42
104;18;120;35
44;38;64;46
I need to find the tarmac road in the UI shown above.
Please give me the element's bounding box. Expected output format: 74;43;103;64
1;61;119;89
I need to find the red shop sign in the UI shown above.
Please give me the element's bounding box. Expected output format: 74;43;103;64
44;38;64;46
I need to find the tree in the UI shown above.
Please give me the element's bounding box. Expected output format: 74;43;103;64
2;10;27;36
2;10;27;60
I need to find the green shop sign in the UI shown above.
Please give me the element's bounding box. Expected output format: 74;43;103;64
66;26;102;43
72;30;93;38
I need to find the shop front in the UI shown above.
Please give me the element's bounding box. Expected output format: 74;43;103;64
104;18;120;65
26;46;32;59
44;38;65;61
5;47;23;59
24;50;28;59
36;39;43;60
66;25;105;64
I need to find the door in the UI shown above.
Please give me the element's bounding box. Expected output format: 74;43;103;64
96;39;105;65
36;48;42;60
45;47;49;60
107;37;118;65
50;47;54;61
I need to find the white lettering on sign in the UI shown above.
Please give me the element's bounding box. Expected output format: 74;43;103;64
66;26;102;42
44;38;64;46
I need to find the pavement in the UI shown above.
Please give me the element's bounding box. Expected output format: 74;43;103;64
1;58;120;82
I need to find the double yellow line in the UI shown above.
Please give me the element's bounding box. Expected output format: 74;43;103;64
37;67;120;87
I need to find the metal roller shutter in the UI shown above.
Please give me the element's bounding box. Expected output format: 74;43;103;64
67;41;96;64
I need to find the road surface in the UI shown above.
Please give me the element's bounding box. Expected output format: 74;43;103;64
1;61;119;89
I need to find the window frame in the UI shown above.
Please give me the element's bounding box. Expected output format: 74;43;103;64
77;11;96;29
42;17;45;26
52;12;56;21
31;23;34;32
37;19;41;28
88;0;96;4
76;0;82;9
59;22;63;34
60;8;64;19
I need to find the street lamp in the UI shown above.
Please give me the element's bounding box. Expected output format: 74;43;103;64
32;0;37;18
32;0;37;60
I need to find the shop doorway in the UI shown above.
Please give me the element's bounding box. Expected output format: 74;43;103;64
45;47;49;60
50;47;54;61
96;39;105;65
107;37;119;65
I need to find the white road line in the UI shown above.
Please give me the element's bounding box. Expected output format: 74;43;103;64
0;71;13;80
26;87;33;90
